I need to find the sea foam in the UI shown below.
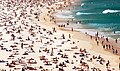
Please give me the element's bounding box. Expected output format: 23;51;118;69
76;12;94;15
81;3;85;7
54;10;74;18
102;9;120;14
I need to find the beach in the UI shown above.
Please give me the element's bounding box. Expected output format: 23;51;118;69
0;0;120;71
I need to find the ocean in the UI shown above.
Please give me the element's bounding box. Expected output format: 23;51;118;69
54;0;120;39
71;0;120;39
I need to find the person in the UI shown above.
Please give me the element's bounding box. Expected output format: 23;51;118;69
67;20;69;25
62;34;65;39
119;63;120;70
108;45;111;49
90;35;92;39
114;31;116;34
22;67;25;71
102;41;104;45
103;45;105;49
106;37;109;42
115;39;118;43
27;36;30;40
97;41;99;45
53;27;56;33
50;48;53;56
21;43;23;49
112;48;115;54
71;28;73;31
115;50;118;54
106;60;109;68
69;34;71;39
96;32;98;36
11;34;15;40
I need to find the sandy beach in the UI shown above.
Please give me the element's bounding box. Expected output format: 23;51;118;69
0;0;120;71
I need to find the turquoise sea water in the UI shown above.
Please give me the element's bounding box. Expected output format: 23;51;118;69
72;0;120;39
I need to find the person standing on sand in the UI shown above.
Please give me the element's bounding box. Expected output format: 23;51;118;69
102;41;104;45
112;48;115;54
106;37;109;42
71;28;73;31
27;36;30;40
115;50;118;54
69;34;71;39
96;32;98;37
106;44;108;49
50;48;54;56
62;34;65;39
90;35;92;39
97;41;99;45
115;39;117;43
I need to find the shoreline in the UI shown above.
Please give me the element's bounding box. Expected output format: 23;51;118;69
52;0;120;56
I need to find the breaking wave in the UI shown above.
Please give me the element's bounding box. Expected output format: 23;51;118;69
76;12;95;15
102;9;120;14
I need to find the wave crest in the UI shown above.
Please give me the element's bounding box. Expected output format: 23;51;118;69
81;3;85;7
76;12;94;15
102;9;120;14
